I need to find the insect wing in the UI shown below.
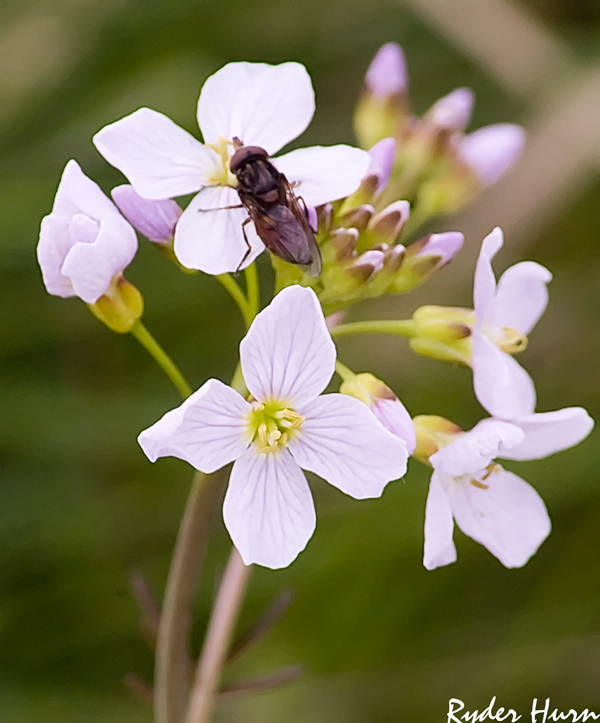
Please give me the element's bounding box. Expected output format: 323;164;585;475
281;179;322;277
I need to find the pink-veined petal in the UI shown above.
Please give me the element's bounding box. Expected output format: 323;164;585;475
223;447;316;569
431;418;524;477
198;62;315;155
138;379;252;474
111;185;182;243
37;214;76;298
288;394;407;499
449;468;551;568
488;261;552;335
499;407;594;461
52;160;122;220
174;186;264;274
240;286;335;406
472;332;536;419
61;215;138;304
423;471;457;570
473;227;503;324
273;145;371;207
94;108;219;199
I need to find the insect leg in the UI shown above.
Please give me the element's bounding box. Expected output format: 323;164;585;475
235;217;254;275
197;204;243;212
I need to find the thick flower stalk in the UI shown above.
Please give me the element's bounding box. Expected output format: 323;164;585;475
94;61;370;276
414;409;593;569
139;286;409;569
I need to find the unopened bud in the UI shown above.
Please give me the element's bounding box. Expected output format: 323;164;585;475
427;88;474;132
391;233;463;294
366;43;408;98
340;372;416;453
88;274;144;333
348;249;385;282
458;123;525;186
367;137;396;194
341;205;374;232
369;200;410;242
112;185;182;243
329;227;359;261
413;415;462;464
409;305;473;364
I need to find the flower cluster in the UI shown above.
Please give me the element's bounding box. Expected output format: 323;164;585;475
36;47;593;573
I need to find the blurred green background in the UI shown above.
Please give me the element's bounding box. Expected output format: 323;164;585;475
2;0;600;720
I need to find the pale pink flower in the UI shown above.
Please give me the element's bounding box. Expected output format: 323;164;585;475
111;185;182;243
94;62;370;276
424;409;593;570
139;286;408;569
458;124;525;185
37;160;137;303
366;43;408;98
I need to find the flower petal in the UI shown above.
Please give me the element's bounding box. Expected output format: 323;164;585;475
431;418;524;477
138;378;252;473
427;87;474;132
273;145;371;207
459;124;525;186
472;332;536;419
367;137;396;193
61;215;138;304
423;471;458;570
94;108;219;199
240;286;335;406
499;407;594;461
223;448;316;569
288;394;407;499
488;261;552;335
366;43;408;98
372;397;417;455
198;62;315;155
52;160;122;220
449;468;551;568
473;227;503;323
37;215;76;298
174;186;264;274
111;185;182;243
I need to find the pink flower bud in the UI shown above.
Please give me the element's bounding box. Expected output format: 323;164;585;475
111;185;182;243
367;138;396;193
413;232;464;266
366;43;408;98
458;124;525;186
428;88;475;132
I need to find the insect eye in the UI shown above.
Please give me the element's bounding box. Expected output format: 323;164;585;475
229;145;269;173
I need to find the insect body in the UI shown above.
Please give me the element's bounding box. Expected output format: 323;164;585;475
229;138;322;277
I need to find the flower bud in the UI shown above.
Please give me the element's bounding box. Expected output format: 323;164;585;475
409;305;473;364
348;249;385;283
88;274;144;333
390;232;463;294
368;200;410;243
366;43;408;98
413;415;462;464
112;185;182;243
367;137;396;194
340;372;416;453
426;88;474;133
458;123;525;186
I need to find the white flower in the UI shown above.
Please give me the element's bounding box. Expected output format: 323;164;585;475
37;161;138;304
472;227;552;419
139;286;408;569
423;408;593;570
93;62;370;276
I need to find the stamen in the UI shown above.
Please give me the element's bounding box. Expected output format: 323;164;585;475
470;478;489;490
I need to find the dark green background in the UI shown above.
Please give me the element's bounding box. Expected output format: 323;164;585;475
1;0;599;720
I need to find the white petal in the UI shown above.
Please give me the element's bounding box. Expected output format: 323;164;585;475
240;286;335;406
499;407;594;461
138;379;252;473
473;227;503;323
472;332;536;419
223;448;316;569
174;186;264;274
372;397;417;455
61;215;138;304
198;62;315;155
431;418;524;477
449;469;551;568
423;471;457;570
52;160;122;221
288;394;407;499
37;214;76;298
488;261;552;335
273;145;371;207
94;108;219;199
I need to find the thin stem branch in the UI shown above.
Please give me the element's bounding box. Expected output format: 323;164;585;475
154;470;225;723
329;319;418;340
244;263;260;320
216;274;252;328
334;359;356;383
131;321;193;400
184;548;251;723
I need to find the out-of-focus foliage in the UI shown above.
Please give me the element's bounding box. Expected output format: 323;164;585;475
1;0;599;721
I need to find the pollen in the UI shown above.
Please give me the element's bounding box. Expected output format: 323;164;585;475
203;135;237;186
247;400;304;454
485;325;528;355
470;462;502;489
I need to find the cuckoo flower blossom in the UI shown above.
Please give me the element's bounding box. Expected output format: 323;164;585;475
139;286;408;569
421;406;593;570
472;227;552;419
94;62;370;276
37;161;138;303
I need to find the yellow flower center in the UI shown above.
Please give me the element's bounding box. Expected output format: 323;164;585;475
247;400;304;454
204;135;237;186
468;462;502;490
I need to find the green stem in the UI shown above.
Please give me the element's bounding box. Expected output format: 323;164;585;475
335;359;356;383
330;319;417;340
244;263;260;320
131;321;193;400
216;274;252;328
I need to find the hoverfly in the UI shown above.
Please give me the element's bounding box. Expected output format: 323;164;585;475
228;137;322;277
